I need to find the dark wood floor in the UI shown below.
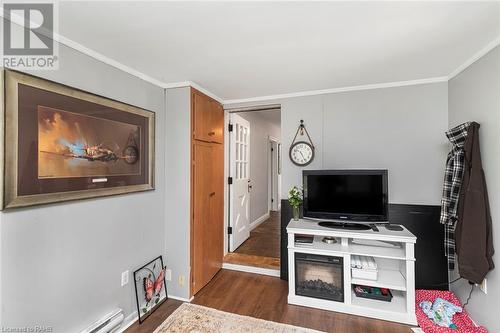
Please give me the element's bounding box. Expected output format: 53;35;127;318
223;252;280;269
125;269;413;333
234;211;280;258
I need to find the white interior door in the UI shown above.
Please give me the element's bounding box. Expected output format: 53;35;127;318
229;114;251;252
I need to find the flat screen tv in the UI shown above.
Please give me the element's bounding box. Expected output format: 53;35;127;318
303;170;388;223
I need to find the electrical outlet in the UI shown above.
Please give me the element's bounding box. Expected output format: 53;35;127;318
121;270;129;286
165;269;172;282
479;278;487;294
178;275;185;287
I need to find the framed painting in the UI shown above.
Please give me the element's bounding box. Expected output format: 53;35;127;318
133;256;168;323
1;70;155;209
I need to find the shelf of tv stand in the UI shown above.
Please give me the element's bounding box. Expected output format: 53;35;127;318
351;289;407;313
348;241;407;260
293;235;408;260
351;268;407;291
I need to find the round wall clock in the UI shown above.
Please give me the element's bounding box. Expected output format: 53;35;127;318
289;141;314;166
289;120;315;167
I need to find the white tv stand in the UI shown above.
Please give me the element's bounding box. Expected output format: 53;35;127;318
287;219;417;325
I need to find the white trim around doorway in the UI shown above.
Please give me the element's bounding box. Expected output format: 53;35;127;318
268;136;280;212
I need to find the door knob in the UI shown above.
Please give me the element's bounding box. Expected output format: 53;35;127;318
209;192;216;197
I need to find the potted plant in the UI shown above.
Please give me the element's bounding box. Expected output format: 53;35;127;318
288;186;303;221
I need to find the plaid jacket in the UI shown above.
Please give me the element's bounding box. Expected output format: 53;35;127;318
440;122;471;270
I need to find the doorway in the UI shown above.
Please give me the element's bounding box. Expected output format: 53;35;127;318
224;105;281;272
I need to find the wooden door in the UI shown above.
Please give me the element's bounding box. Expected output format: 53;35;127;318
208;143;224;276
190;88;224;296
210;101;224;144
191;141;212;295
191;142;223;295
192;90;212;142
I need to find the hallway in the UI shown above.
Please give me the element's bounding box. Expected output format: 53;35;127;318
224;211;280;269
235;211;280;258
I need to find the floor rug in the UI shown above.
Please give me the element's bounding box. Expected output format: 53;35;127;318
153;303;323;333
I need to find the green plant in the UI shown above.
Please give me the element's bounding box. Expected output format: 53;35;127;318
288;186;303;208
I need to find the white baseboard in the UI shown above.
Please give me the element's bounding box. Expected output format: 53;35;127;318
115;294;192;333
222;263;280;277
249;212;270;231
168;294;194;303
116;312;138;333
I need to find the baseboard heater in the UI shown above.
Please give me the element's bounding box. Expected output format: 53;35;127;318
80;309;124;333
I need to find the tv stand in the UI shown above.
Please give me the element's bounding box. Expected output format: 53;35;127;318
287;219;417;325
318;221;371;231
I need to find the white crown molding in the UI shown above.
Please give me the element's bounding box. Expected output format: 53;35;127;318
161;81;224;103
2;9;498;105
447;35;500;80
2;9;226;102
222;76;449;105
55;34;169;88
188;81;225;104
0;9;168;88
162;81;192;89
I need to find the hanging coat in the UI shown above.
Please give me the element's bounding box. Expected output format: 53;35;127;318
440;122;471;270
455;122;494;284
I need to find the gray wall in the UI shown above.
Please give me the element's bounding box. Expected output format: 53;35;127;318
239;111;281;223
0;27;494;333
449;45;500;332
0;43;166;332
229;82;449;205
165;87;191;299
282;83;449;205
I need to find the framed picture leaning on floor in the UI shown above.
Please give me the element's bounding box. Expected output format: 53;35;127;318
133;256;168;323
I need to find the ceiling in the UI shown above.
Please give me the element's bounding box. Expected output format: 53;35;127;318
58;1;500;101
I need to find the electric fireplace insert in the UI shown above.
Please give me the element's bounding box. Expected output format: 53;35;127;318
295;253;344;302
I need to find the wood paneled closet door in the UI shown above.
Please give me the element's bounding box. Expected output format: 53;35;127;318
209;143;224;273
192;90;212;142
190;88;224;296
210;100;224;144
191;141;212;295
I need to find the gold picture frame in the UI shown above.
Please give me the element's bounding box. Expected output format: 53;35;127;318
2;69;155;209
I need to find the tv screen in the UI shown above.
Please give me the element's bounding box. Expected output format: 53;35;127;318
303;170;388;222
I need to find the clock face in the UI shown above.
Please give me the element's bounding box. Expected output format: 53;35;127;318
289;141;314;166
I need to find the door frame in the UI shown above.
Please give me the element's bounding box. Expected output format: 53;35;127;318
223;110;230;256
223;105;281;257
268;136;280;212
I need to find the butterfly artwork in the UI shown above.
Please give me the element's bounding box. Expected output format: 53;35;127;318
143;268;165;302
133;256;168;323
